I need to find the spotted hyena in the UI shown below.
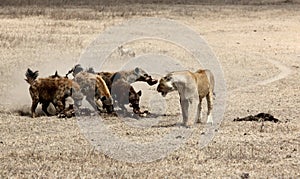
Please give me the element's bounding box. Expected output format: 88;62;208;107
25;68;83;118
71;69;114;114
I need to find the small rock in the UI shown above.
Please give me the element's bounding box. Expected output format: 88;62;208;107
241;172;250;179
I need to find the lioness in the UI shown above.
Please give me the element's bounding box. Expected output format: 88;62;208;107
157;69;214;127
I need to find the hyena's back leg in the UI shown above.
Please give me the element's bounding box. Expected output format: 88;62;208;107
42;101;51;116
206;90;213;124
31;99;39;118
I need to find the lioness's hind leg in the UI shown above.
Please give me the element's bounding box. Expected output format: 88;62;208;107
206;91;213;124
196;98;202;123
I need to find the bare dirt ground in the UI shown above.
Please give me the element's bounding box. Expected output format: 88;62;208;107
0;4;299;178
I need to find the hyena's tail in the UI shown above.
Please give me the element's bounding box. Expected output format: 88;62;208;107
25;68;39;85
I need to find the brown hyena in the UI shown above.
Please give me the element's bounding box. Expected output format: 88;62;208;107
98;67;158;91
98;67;157;115
110;79;142;114
25;69;83;118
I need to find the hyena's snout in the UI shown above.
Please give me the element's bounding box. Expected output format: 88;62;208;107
101;96;114;113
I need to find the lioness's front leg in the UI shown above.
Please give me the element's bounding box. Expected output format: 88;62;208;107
180;98;189;127
187;97;199;126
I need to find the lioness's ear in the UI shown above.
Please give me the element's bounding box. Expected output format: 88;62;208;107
137;90;142;96
134;67;140;74
165;75;172;81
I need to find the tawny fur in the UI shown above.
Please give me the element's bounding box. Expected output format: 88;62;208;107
157;69;215;127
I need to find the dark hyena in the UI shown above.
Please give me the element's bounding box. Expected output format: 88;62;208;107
110;79;143;115
25;68;83;118
98;67;157;115
98;67;158;91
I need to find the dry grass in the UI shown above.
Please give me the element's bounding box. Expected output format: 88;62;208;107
0;0;298;7
0;3;300;178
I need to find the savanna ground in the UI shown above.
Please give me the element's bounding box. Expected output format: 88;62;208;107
0;2;300;178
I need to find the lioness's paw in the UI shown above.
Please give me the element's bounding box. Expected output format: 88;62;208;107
207;114;213;124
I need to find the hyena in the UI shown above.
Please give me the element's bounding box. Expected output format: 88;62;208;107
68;65;156;115
110;79;142;114
72;70;114;113
25;69;83;118
98;67;157;115
98;67;158;90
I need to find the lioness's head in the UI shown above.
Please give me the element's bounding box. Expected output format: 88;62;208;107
157;74;175;97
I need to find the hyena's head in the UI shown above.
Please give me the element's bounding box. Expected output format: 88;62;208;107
101;96;114;114
129;88;142;114
157;74;175;97
134;67;158;86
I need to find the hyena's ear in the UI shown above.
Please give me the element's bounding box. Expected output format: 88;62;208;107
137;90;142;96
134;67;140;75
87;67;95;74
73;64;84;76
112;72;121;81
101;96;107;101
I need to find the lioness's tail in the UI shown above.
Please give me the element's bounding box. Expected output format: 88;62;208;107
25;68;39;85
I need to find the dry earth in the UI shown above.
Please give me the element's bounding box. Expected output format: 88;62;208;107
0;4;299;178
